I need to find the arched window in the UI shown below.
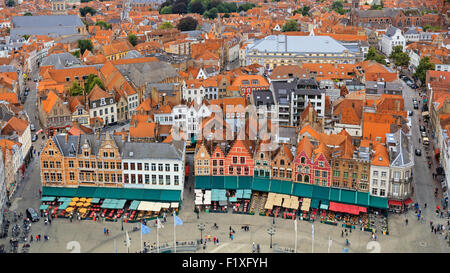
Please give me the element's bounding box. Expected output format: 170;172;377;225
297;174;302;182
304;175;310;183
300;157;305;164
280;160;285;165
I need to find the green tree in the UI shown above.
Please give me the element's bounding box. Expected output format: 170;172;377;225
84;74;105;94
365;47;387;65
5;0;14;7
24;12;32;16
331;0;346;14
188;0;205;14
414;56;435;85
389;45;409;67
69;82;84;96
22;35;30;41
95;20;112;30
80;6;96;17
160;5;173;14
158;21;174;29
72;50;81;58
238;2;255;12
177;16;198;31
127;34;138;46
203;7;218;19
77;39;93;55
172;1;187;13
281;20;298;32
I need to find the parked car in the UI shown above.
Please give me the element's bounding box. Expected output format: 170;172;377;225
24;91;28;96
26;208;39;222
408;111;413;116
420;125;425;132
30;124;35;131
32;135;37;142
33;78;37;82
421;131;427;137
415;149;422;156
413;102;419;109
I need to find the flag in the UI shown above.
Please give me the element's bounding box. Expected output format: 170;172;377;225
141;223;151;235
174;214;183;226
294;219;297;233
125;230;131;248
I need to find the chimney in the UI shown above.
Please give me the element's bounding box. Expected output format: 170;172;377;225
121;132;127;143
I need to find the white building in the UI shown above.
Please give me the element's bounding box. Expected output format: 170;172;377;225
122;142;185;197
88;86;118;126
370;143;390;199
380;26;405;56
404;27;420;43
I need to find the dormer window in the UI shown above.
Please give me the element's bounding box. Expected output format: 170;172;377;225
110;99;113;104
66;77;70;82
100;98;106;106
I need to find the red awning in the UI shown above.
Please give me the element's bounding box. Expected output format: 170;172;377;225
329;202;364;215
435;148;440;155
389;200;402;206
403;198;413;205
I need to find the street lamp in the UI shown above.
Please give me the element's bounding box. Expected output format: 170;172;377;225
267;226;276;249
197;223;205;244
121;217;124;231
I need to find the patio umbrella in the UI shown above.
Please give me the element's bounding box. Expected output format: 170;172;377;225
83;202;91;207
87;198;92;203
69;202;76;206
72;197;79;202
76;202;84;207
79;208;87;214
66;207;74;212
79;198;87;203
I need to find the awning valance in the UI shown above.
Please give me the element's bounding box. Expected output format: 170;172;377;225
329;202;366;215
388;200;402;206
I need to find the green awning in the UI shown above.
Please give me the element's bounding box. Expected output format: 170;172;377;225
159;190;182;202
269;179;282;193
195;176;211;190
370;196;388;209
280;180;293;195
224;176;237;189
340;190;357;204
252;177;270;192
77;186;97;198
90;198;101;204
129;200;140;210
329;188;341;202
312;185;330;201
292;183;313;198
58;202;70;210
125;188;145;200
107;188;123;199
39;204;49;210
238;176;253;189
40;196;56;202
42;186;77;197
212;176;225;189
310;199;320;209
356;191;370;207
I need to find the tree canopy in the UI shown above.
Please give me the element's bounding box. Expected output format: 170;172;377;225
127;34;138;46
281;20;298;32
6;0;15;7
331;0;346;15
177;16;198;31
159;21;175;29
389;45;409;67
365;47;387;65
80;6;96;17
414;57;435;85
95;20;112;30
77;39;93;55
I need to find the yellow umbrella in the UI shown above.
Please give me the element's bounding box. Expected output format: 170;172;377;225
83;202;91;207
72;197;79;202
76;202;83;207
79;208;87;214
69;202;76;206
87;198;92;203
79;198;87;202
66;207;74;212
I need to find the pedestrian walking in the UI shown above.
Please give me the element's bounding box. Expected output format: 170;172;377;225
104;227;106;235
30;235;33;242
49;218;51;225
406;219;408;225
38;234;41;241
216;238;219;245
424;203;427;208
341;230;344;237
213;236;216;245
257;244;260;253
252;242;256;253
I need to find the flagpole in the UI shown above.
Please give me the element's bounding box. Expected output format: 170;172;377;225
140;224;143;253
174;212;177;253
157;217;160;253
311;224;314;253
114;239;117;253
328;236;331;253
294;219;297;253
